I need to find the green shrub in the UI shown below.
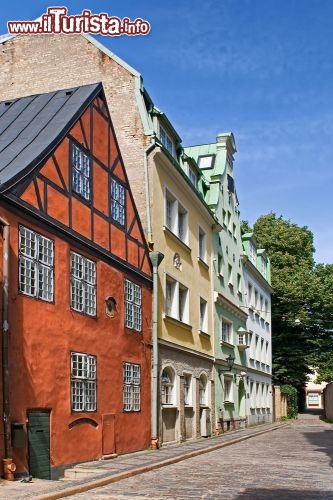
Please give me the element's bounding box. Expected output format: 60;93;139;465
281;384;298;419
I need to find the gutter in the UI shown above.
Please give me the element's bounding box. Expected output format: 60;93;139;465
149;251;164;449
144;135;157;244
0;217;11;459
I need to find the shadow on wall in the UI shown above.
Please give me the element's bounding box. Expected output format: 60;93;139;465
236;488;333;499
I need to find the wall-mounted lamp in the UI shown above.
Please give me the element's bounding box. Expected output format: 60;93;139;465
218;355;235;376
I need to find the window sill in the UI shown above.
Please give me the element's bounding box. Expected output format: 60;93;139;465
220;340;234;348
224;401;234;405
162;405;177;410
163;226;191;253
199;330;210;338
197;257;209;270
163;314;192;331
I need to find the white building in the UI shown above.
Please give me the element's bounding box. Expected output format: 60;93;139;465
241;233;273;425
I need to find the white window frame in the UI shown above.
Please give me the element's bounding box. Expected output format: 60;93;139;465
223;375;233;403
188;165;198;188
160;125;174;156
19;226;54;302
70;252;96;316
184;374;192;406
221;319;233;344
199;297;208;333
124;279;142;332
111;177;126;226
123;362;141;412
249;241;256;266
72;143;90;201
165;189;188;244
261;257;267;278
199;374;208;406
161;368;175;405
198;226;207;262
71;352;96;412
165;275;189;324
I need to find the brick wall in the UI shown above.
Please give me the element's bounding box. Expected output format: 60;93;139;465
0;34;150;234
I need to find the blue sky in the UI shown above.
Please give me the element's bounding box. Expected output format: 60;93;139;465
1;1;332;263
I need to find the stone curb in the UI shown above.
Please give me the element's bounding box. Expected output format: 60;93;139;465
33;423;289;500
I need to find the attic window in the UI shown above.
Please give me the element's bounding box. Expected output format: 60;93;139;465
160;125;173;156
72;143;91;201
65;90;73;96
198;155;215;169
4;101;12;107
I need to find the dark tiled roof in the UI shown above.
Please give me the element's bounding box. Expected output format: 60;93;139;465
0;82;102;191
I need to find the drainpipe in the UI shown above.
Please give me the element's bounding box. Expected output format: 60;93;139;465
0;217;11;459
144;136;156;245
149;251;164;449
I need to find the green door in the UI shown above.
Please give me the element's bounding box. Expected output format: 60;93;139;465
27;411;51;479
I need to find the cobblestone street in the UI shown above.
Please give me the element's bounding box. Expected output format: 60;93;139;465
69;416;333;499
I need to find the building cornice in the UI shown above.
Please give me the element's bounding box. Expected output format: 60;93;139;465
241;254;273;293
158;339;215;362
214;291;248;321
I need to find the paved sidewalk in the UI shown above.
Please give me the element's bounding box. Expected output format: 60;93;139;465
0;422;286;500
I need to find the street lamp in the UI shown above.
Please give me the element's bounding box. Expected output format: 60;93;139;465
218;355;235;376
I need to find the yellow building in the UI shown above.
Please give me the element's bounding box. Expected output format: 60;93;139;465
147;109;219;444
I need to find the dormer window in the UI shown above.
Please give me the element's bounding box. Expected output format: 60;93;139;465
160;125;173;156
188;166;198;188
249;241;256;266
261;257;267;279
198;154;215;169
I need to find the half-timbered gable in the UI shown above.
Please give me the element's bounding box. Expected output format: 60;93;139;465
0;83;151;278
0;84;153;477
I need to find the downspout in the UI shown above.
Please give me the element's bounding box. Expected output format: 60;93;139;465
0;217;11;459
144;135;156;245
149;251;164;449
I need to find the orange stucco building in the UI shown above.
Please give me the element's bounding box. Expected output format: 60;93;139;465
0;83;152;479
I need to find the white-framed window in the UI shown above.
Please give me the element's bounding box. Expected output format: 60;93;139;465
249;241;256;266
179;283;189;323
238;331;248;346
188;166;198;188
255;335;260;360
199;297;208;333
160;125;173;156
198;227;206;261
123;362;141;412
19;226;54;302
161;368;175;405
261;256;267;279
227;211;232;233
165;275;189;324
224;376;233;402
199;373;208;406
165;189;188;243
70;252;96;316
72;143;90;201
217;254;224;277
111;178;126;226
237;273;242;294
184;374;192;406
228;264;233;285
221;319;233;344
232;223;237;240
71;352;96;412
198;154;215;169
124;279;142;331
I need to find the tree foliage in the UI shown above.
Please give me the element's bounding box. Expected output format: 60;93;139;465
253;213;333;388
